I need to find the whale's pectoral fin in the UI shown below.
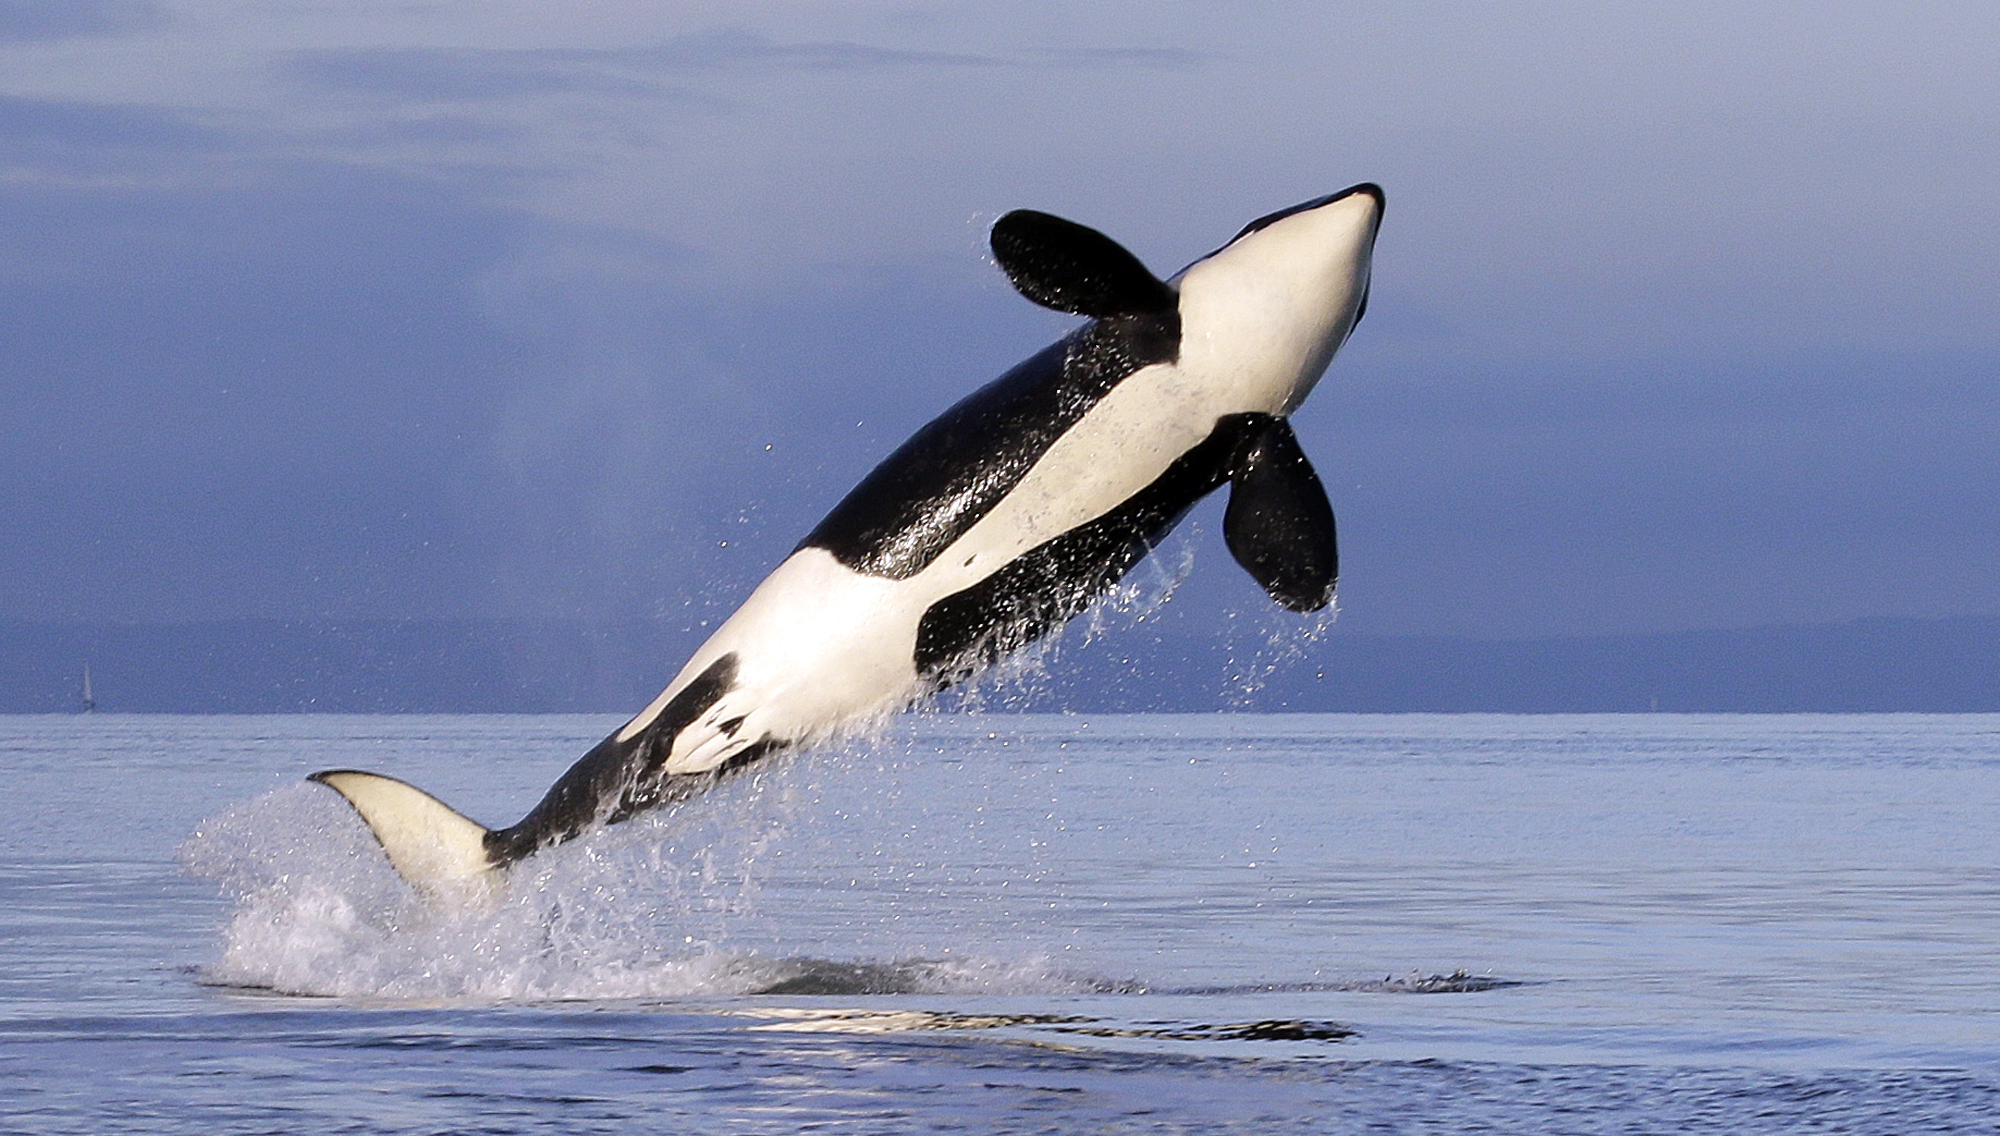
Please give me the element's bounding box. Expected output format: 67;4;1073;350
308;770;498;899
1223;417;1338;612
990;209;1176;318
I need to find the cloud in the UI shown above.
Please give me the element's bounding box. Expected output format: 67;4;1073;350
1045;45;1208;71
278;27;1197;106
0;93;227;153
614;28;1004;73
0;0;166;41
280;30;1002;106
0;94;241;188
281;47;663;103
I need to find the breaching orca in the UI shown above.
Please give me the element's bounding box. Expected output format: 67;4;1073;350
312;183;1383;897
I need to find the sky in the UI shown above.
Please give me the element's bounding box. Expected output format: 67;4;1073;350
2;1;1996;640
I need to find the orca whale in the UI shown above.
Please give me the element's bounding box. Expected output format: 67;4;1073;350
312;183;1383;896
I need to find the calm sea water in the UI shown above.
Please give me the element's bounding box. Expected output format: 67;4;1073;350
4;712;1999;1132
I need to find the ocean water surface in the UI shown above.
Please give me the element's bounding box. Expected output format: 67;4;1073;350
4;712;1999;1131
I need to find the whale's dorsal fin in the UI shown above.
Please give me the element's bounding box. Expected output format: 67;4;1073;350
1224;417;1338;612
991;210;1175;318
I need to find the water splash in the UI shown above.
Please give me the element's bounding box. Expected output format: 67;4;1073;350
1222;599;1339;707
1079;530;1198;644
937;529;1199;715
179;749;1109;1003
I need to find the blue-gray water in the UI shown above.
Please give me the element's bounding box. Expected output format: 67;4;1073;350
5;713;1999;1132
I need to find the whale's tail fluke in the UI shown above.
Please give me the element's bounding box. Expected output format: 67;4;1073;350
309;770;499;899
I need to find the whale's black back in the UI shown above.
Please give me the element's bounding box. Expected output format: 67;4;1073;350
799;309;1180;581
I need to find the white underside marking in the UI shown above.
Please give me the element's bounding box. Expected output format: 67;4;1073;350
1174;190;1376;414
617;550;923;768
916;360;1218;582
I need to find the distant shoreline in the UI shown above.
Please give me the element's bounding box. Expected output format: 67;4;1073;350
6;614;1994;715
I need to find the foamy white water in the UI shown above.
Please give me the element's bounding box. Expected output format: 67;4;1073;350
5;713;2000;1132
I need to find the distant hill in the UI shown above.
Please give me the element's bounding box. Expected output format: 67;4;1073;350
1033;614;2000;714
0;618;702;715
4;614;1994;714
